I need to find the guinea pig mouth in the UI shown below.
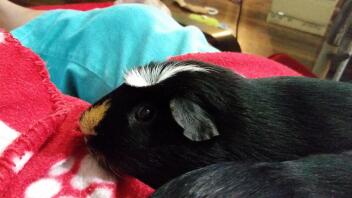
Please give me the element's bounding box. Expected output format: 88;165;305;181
86;143;123;178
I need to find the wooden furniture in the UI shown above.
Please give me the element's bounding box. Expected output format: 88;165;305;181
163;0;241;52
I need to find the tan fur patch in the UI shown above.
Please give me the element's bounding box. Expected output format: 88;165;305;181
79;100;111;136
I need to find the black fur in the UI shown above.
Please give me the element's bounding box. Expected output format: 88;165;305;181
82;60;352;189
152;151;352;198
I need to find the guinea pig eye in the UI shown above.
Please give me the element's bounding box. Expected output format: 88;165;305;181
135;105;155;122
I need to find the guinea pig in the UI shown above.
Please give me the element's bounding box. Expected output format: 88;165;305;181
152;151;352;198
79;60;352;188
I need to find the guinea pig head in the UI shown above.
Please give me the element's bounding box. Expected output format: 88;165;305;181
79;61;241;187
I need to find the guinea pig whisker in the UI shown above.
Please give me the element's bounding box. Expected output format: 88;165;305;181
106;160;122;179
88;147;123;179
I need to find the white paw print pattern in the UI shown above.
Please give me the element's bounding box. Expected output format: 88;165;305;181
0;32;4;44
0;121;33;174
0;121;20;155
25;154;116;198
13;151;33;173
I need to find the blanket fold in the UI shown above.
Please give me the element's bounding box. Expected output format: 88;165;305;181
0;30;153;198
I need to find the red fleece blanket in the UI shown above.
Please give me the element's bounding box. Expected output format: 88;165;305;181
0;30;307;197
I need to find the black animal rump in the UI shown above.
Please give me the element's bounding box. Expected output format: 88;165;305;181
152;151;352;198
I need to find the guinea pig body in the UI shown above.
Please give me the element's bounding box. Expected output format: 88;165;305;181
80;60;352;188
152;151;352;198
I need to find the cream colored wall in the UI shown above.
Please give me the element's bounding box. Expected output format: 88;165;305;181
267;0;338;36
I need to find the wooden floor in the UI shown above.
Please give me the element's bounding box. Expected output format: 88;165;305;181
13;0;324;69
164;0;324;68
238;0;323;68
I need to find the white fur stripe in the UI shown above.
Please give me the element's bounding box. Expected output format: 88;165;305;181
0;121;20;155
0;32;4;44
125;63;208;87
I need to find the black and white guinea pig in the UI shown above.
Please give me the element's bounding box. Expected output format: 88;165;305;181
79;60;352;188
152;151;352;198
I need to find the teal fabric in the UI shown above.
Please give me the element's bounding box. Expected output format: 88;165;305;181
11;4;218;103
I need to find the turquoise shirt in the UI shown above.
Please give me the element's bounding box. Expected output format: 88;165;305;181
12;4;218;103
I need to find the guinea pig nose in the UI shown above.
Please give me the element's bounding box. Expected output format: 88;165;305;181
79;123;97;136
83;135;95;144
84;136;88;144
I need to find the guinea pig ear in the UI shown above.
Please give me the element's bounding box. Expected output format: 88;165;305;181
170;98;219;142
